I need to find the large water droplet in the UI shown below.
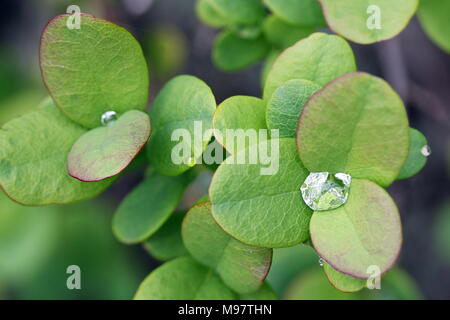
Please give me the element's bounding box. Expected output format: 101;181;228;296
101;111;118;127
300;172;352;211
421;145;431;157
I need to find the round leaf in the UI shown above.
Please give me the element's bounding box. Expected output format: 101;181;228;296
143;211;188;262
310;179;402;279
297;72;409;187
68;110;150;182
418;0;450;53
147;75;216;176
213;31;270;72
319;0;418;44
263;32;356;100
323;262;366;293
266;79;321;138
0;101;112;205
397;128;429;180
134;256;236;300
182;202;272;294
113;172;188;244
263;0;325;27
213;96;267;153
206;0;265;25
40;14;149;128
210;138;313;248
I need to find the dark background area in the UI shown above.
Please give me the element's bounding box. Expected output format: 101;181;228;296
0;0;449;299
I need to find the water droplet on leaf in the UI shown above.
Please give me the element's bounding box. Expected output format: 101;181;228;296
300;172;352;211
421;145;431;157
318;258;324;267
101;111;118;127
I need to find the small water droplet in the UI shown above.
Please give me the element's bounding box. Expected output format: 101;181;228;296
318;258;324;267
300;172;352;211
421;145;431;157
101;111;118;127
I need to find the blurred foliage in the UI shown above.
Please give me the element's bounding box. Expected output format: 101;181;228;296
0;193;143;299
267;244;422;300
143;24;188;80
433;202;450;265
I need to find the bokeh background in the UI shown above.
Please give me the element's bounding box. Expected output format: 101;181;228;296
0;0;449;299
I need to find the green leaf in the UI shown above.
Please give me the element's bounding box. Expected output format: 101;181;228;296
0;192;58;283
68;110;150;181
418;0;450;53
213;31;270;72
213;96;267;153
210;138;312;248
263;0;325;27
239;282;277;300
298;72;409;187
147;75;216;176
397;128;429;180
0;101;112;205
134;256;236;300
266;79;321;138
310;179;402;279
40;14;149;129
262;15;315;50
285;268;361;300
319;0;418;44
205;0;266;25
112;172;188;244
182;202;272;294
266;245;317;296
323;262;366;293
196;0;228;28
143;211;188;261
263;33;356;100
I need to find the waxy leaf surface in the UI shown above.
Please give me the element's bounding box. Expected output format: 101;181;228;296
213;96;267;153
319;0;418;44
264;33;356;100
113;172;188;244
210;138;312;248
297;72;409;187
310;179;402;279
147;75;216;176
266;79;320;138
182;202;272;294
323;262;366;293
0;101;112;205
68;110;150;181
40;14;149;128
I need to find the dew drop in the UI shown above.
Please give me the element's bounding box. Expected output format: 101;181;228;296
318;258;324;267
421;145;431;157
101;111;118;127
300;172;352;211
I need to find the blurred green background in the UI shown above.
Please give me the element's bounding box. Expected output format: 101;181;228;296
0;0;449;299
